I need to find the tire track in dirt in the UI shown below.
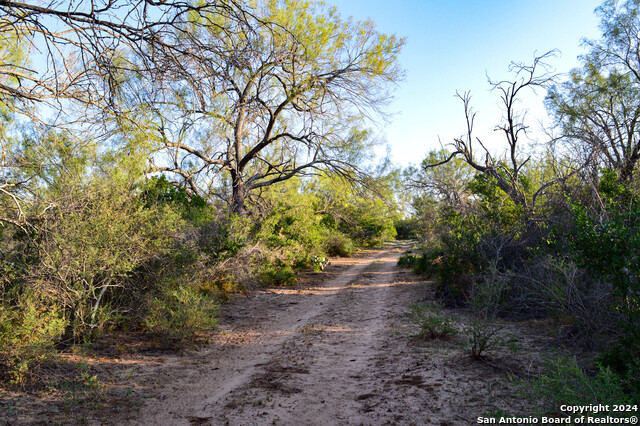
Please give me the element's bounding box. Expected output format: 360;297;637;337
215;247;405;425
107;240;555;426
126;244;407;426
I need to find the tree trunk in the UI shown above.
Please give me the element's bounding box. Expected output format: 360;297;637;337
231;175;247;217
619;149;639;183
491;171;527;210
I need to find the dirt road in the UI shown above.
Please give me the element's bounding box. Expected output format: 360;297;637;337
115;242;545;425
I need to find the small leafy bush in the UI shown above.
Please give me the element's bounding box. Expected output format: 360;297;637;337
407;302;457;339
0;292;67;384
397;253;418;268
521;356;638;418
143;284;219;345
324;232;356;257
466;268;508;359
60;364;107;413
467;317;503;359
259;264;297;286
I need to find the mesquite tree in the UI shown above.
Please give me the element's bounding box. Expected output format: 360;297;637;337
124;0;404;215
0;0;248;114
547;0;640;183
0;0;252;229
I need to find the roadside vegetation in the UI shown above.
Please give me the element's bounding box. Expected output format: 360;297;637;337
401;0;640;417
0;0;402;409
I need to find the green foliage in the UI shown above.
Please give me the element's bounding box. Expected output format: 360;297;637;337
137;0;405;215
259;264;297;286
567;184;640;379
393;219;419;240
34;178;182;340
0;28;29;112
324;231;356;257
311;174;399;247
142;213;252;308
467;174;525;226
419;207;483;304
251;174;399;274
397;252;418;268
599;168;633;201
569;202;640;297
411;171;528;306
466;268;508;359
143;283;219;345
60;363;107;413
410;252;437;276
406;302;457;339
546;0;640;182
0;292;66;384
258;188;326;253
521;356;638;417
254;180;331;274
329;196;398;248
194;215;251;260
140;175;210;223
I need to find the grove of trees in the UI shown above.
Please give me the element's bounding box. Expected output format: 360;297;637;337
0;0;402;386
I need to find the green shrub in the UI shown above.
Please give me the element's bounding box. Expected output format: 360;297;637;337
466;268;508;359
598;345;640;397
196;274;243;302
407;250;441;276
196;216;251;260
523;256;619;345
567;188;640;385
60;363;107;413
139;175;211;224
144;214;254;311
521;356;638;418
394;219;419;240
397;253;418;268
259;264;297;286
406;302;457;339
467;317;502;359
255;187;326;254
0;292;67;384
324;232;356;257
31;179;182;341
143;284;219;345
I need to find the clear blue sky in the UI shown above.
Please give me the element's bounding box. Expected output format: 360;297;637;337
326;0;604;166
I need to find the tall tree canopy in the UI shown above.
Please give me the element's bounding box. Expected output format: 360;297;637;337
0;0;256;227
122;0;404;215
547;0;640;182
0;0;247;116
0;0;404;220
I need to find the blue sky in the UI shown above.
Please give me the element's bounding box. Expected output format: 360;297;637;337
326;0;604;166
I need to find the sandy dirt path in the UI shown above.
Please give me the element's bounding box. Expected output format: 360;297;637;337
126;243;408;425
112;242;549;426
